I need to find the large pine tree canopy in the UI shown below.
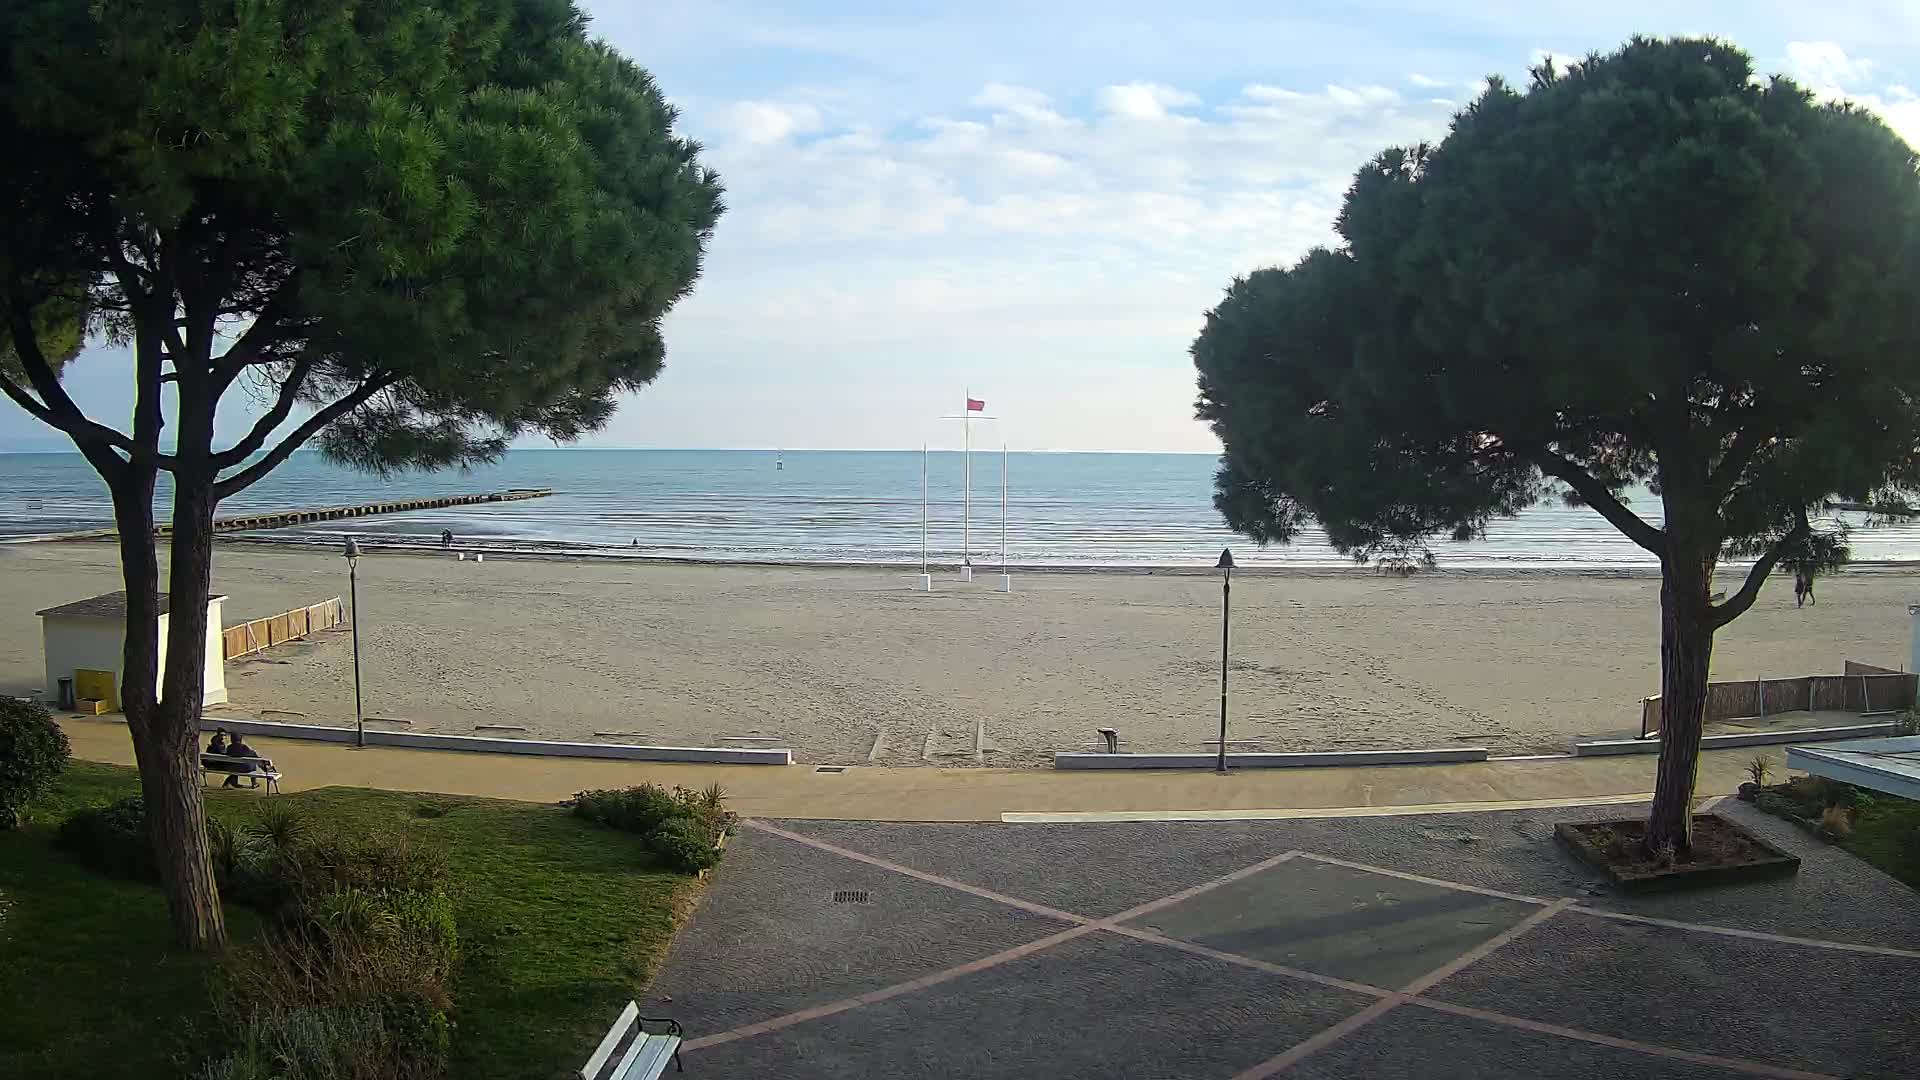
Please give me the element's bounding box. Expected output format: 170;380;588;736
0;0;723;484
1195;37;1920;594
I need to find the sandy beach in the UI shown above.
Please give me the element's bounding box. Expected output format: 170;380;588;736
2;540;1915;766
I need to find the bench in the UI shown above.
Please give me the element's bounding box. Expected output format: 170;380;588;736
199;753;282;794
582;1001;683;1079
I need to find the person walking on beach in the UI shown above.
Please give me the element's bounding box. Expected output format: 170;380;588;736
1794;570;1816;607
441;529;454;549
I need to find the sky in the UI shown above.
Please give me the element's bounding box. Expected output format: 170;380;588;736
7;2;1920;453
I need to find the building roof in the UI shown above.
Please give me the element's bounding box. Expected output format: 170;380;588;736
35;591;226;619
1786;736;1920;801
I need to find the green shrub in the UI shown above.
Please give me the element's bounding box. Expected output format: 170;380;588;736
0;696;70;828
196;996;448;1080
567;784;686;833
566;783;728;874
647;815;721;874
56;794;154;878
206;829;460;1080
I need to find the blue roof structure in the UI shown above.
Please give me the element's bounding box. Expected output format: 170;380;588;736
1786;736;1920;801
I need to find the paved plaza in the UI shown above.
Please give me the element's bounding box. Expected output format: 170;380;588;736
651;800;1920;1078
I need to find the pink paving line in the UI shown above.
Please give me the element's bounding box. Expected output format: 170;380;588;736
1294;851;1550;905
743;819;1093;925
1227;899;1575;1078
1406;999;1841;1080
680;922;1101;1053
688;834;1315;1055
1100;924;1392;999
1568;907;1920;960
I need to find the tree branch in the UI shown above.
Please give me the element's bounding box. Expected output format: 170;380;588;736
1529;450;1666;553
1708;510;1810;630
213;373;397;499
210;276;301;395
1707;425;1773;497
210;352;318;469
2;288;153;466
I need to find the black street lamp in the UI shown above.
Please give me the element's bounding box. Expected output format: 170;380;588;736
1216;547;1234;774
344;537;365;748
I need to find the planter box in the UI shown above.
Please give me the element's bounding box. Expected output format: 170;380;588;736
1555;814;1801;893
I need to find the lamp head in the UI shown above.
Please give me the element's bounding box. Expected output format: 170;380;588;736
343;537;361;561
1216;547;1235;571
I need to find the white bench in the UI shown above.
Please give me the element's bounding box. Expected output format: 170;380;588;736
582;1001;683;1079
199;753;282;794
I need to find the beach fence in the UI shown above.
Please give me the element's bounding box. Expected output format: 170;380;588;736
222;598;345;661
1639;659;1916;737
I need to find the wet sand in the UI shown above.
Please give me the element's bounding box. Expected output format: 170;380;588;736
2;541;1914;766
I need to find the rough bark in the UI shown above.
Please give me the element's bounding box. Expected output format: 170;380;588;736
1647;549;1716;859
142;463;226;949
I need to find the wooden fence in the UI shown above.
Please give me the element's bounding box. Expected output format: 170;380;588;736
223;598;345;661
1639;658;1917;736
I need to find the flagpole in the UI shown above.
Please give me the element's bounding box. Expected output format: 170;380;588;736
1000;443;1008;574
963;389;972;573
921;443;929;576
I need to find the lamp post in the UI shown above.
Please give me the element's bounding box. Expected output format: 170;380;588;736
1216;547;1234;774
344;537;364;748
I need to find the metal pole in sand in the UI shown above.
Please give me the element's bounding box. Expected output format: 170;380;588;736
916;444;932;592
997;443;1012;592
344;537;365;748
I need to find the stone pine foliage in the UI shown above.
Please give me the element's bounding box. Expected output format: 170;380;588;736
1193;36;1920;854
0;698;70;828
0;0;721;948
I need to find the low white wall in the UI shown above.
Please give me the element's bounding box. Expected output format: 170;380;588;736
1572;722;1899;757
199;716;793;765
1053;747;1490;770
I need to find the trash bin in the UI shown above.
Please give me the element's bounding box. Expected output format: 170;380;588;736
57;676;75;710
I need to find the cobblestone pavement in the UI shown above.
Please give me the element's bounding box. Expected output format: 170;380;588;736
649;800;1920;1078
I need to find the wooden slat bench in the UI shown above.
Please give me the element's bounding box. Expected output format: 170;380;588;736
582;1001;683;1079
199;753;282;794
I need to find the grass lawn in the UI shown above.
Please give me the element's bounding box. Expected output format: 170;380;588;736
0;762;701;1080
1843;791;1920;889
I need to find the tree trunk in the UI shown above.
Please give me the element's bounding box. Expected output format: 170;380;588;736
145;467;227;949
1647;561;1715;859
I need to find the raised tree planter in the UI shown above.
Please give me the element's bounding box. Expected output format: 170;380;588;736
1555;814;1800;893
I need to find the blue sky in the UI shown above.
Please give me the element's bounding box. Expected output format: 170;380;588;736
7;1;1920;453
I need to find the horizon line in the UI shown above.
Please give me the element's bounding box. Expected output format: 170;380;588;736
0;445;1226;456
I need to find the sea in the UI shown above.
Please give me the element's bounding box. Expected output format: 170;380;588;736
3;448;1919;569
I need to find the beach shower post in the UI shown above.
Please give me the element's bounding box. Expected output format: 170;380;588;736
916;445;932;592
344;536;365;748
1216;547;1235;774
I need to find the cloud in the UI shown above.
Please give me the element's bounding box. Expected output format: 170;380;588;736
1096;81;1202;120
1782;41;1920;148
1785;40;1876;95
725;100;823;145
1406;72;1451;88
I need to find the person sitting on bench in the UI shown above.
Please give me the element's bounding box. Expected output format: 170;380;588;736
206;729;229;756
222;734;261;788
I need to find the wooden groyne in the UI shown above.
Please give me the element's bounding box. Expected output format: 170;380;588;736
149;488;553;537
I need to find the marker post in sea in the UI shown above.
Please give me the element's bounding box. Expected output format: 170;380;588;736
997;442;1012;593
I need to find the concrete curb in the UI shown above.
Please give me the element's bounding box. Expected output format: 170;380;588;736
198;716;793;765
1052;748;1490;770
1573;722;1899;757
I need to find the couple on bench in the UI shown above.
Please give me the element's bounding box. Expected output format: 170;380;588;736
206;728;265;788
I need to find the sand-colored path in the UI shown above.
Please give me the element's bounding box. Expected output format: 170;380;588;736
61;717;1776;822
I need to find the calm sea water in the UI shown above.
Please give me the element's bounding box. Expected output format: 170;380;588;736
2;448;1917;568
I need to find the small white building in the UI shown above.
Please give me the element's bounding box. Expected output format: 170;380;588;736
36;591;228;710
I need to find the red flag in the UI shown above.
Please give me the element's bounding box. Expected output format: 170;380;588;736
966;397;985;411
